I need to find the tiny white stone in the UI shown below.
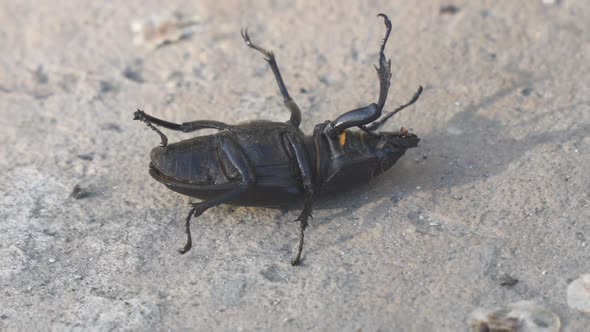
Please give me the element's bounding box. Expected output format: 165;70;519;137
469;300;560;332
49;258;56;263
567;274;590;313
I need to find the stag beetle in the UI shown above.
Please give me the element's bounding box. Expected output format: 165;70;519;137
134;14;422;265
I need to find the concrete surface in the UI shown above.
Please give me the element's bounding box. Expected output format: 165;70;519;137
1;0;589;330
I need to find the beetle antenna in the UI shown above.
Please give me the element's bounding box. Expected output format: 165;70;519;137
134;109;169;147
366;85;423;132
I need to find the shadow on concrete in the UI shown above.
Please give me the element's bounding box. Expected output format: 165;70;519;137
314;67;589;224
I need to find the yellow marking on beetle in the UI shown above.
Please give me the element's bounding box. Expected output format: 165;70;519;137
339;131;347;147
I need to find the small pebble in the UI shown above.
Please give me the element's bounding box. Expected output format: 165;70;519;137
499;274;519;287
567;274;590;313
49;258;56;263
440;5;460;15
469;300;560;332
131;11;201;48
71;184;90;200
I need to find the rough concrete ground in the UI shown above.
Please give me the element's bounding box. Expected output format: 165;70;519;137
1;1;589;330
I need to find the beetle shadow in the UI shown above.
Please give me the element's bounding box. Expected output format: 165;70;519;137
311;68;589;226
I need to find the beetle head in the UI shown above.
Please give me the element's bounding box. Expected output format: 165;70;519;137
370;128;419;175
319;127;419;187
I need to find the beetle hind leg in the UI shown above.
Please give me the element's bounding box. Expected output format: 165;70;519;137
175;135;256;254
284;132;314;266
241;29;302;128
134;109;169;147
134;109;229;135
177;207;197;254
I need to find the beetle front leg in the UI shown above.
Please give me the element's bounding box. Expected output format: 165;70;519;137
324;14;393;137
177;136;255;254
284;133;314;266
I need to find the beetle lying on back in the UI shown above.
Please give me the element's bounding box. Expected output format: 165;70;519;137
134;13;423;265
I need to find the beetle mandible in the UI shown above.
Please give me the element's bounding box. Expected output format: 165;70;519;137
134;13;423;266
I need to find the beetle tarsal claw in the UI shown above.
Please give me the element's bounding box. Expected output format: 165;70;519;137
133;109;146;121
241;28;273;60
146;122;168;147
133;109;169;147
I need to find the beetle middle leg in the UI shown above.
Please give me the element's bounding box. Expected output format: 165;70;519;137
284;133;314;266
241;29;302;128
177;135;255;254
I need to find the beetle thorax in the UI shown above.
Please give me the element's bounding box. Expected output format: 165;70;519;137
312;127;419;190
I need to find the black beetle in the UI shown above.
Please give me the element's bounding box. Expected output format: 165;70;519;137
134;14;422;265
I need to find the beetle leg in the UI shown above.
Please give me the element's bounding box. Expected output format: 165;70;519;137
284;133;314;266
374;13;393;112
134;109;229;133
180;120;229;132
325;103;381;137
291;192;313;266
178;207;196;254
365;85;423;132
324;14;393;137
241;29;302;128
134;109;169;146
177;135;256;254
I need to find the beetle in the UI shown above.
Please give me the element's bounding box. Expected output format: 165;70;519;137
134;13;422;265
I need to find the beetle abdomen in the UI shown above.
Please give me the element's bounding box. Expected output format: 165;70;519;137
150;136;230;185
